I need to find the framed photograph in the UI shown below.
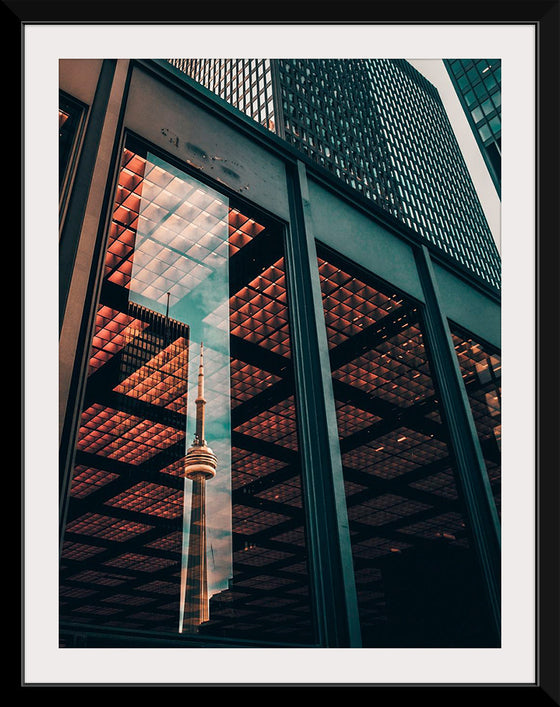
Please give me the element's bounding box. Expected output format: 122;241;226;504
18;1;558;698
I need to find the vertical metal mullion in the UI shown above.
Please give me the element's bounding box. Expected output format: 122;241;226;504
416;244;502;645
59;59;117;330
284;160;361;648
59;61;132;552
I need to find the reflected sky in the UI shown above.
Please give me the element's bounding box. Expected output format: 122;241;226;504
127;153;233;630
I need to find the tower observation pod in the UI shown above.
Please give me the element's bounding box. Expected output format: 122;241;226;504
181;343;218;632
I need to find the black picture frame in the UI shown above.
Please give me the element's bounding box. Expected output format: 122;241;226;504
16;1;559;700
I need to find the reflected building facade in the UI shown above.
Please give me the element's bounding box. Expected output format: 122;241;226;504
181;344;218;632
58;58;502;650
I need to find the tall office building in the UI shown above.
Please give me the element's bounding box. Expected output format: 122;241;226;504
444;59;502;198
171;59;277;132
169;58;501;290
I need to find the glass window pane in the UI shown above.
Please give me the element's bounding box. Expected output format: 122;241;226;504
60;138;314;646
317;247;496;647
466;67;479;84
464;90;476;108
483;74;497;91
479;124;492;142
481;98;494;116
489;116;501;134
450;60;463;74
471;107;484;123
474;82;487;99
450;326;501;516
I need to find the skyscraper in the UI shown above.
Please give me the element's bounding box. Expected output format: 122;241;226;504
169;58;501;290
181;343;218;632
443;59;502;198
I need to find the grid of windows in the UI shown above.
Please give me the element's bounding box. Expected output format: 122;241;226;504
169;58;500;291
278;59;401;220
316;247;496;647
446;60;501;147
444;59;501;191
60;138;315;645
361;59;500;288
170;59;276;131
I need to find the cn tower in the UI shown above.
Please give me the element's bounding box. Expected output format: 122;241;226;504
181;343;218;632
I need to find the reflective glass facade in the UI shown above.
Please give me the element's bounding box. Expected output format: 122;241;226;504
60;137;314;645
316;247;495;647
59;93;84;195
278;59;400;219
58;59;501;651
444;59;502;196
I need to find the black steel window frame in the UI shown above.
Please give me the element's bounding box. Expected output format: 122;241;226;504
59;91;87;214
443;59;502;199
59;61;131;549
59;59;119;332
60;129;330;648
59;83;501;649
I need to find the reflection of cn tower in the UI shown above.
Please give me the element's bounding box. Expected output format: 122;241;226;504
182;343;218;632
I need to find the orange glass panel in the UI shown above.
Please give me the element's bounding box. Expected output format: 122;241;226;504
317;248;496;647
61;140;312;645
451;328;501;513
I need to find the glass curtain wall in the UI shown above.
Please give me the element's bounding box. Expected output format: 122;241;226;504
59;129;501;649
445;59;501;184
316;244;496;648
59;136;314;646
450;325;502;516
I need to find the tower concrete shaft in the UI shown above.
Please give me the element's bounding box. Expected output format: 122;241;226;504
183;476;210;629
182;343;218;632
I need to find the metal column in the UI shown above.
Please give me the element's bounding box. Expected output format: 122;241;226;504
284;160;362;647
59;59;131;551
416;244;502;645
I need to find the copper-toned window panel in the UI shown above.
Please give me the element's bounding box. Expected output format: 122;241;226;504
317;246;495;647
60;137;313;646
450;326;501;516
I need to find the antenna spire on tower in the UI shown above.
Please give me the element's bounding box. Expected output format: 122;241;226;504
181;340;218;634
195;342;205;444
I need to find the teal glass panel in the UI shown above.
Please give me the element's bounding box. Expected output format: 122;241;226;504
471;107;483;123
464;90;476;107
481;99;494;116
